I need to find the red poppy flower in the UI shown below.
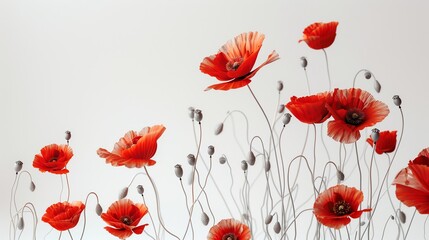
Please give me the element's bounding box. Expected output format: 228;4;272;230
101;199;148;239
200;32;279;91
393;148;429;214
97;125;166;168
33;144;73;174
313;185;371;229
42;201;85;231
285;91;331;124
366;130;397;154
299;21;339;50
207;218;251;240
325;88;389;144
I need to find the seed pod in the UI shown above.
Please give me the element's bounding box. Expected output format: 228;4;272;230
398;210;406;224
95;204;103;216
336;170;345;181
364;71;372;79
300;56;308;68
273;221;281;234
188;107;195;119
219;156;227;164
265;161;271;172
282;113;292;125
393;95;402;107
277;81;284;92
207;145;215;156
14;161;23;173
241;160;248;171
214;123;224;135
17;217;24;230
247;151;256;166
371;128;380;143
373;80;381;93
201;212;209;226
174;164;183;178
277;104;285;114
187;154;196;166
118;187;128;199
194;109;203;122
265;214;273;224
136;185;144;195
29;181;36;192
65;130;72;141
242;213;249;221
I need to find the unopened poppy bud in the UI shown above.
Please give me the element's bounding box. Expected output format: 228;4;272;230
187;154;196;166
194;109;203;122
277;81;284;92
241;160;248;171
174;164;183;178
65;130;72;141
277;104;285;114
136;185;144;195
247;151;256;166
14;161;23;173
373;80;381;93
207;145;215;156
300;56;308;68
95;203;103;216
371;128;380;143
399;210;406;223
282;113;292;125
18;217;24;230
265;161;271;172
360;221;366;226
201;212;209;226
188;107;195;119
337;170;345;181
273;221;281;234
265;214;273;224
219;156;227;164
118;187;128;199
364;71;372;79
30;181;36;192
214;123;224;135
393;95;402;107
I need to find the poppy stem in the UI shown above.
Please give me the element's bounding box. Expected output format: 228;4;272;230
322;49;332;91
368;144;376;240
65;174;70;202
141;194;159;240
80;192;100;240
354;142;363;239
179;179;194;240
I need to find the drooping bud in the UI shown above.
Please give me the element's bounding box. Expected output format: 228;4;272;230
95;204;103;216
17;217;24;230
241;160;248;171
219;156;227;164
201;212;209;226
398;210;406;224
188;107;195;119
247;151;256;166
282;113;292;125
373;80;381;93
393;95;402;107
300;57;308;68
14;161;23;173
364;71;372;79
65;130;72;141
273;221;281;234
277;81;284;92
371;128;380;143
277;104;285;114
187;154;196;166
118;187;128;199
194;109;203;122
214;123;224;135
265;161;271;172
207;145;215;156
265;214;273;224
29;181;36;192
336;170;345;181
174;164;183;178
136;185;144;195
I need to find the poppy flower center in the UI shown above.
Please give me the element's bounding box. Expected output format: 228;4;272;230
345;108;365;126
121;216;132;225
226;57;243;71
332;200;351;216
49;150;60;162
132;136;142;145
222;233;237;240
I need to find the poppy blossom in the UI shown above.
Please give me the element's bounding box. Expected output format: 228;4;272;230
97;125;166;168
367;130;397;154
285;91;331;124
313;185;371;229
200;32;279;91
42;201;85;231
101;199;149;239
393;148;429;214
325;88;389;144
299;21;339;50
33;144;73;174
207;218;251;240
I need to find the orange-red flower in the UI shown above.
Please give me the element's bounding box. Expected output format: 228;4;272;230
285;92;331;124
200;32;279;91
97;125;166;168
325;88;389;144
33;144;73;174
42;201;85;231
101;199;148;239
367;130;397;154
299;21;339;50
313;185;371;229
207;218;251;240
393;148;429;214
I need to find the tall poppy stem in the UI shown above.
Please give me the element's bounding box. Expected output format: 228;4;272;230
322;49;332;91
80;192;99;240
354;142;362;239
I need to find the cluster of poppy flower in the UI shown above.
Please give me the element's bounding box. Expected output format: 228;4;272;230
14;21;429;240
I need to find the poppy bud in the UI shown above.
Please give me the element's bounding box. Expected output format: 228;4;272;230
14;161;23;173
277;104;285;114
65;130;72;141
194;109;203;122
174;164;183;178
219;156;227;164
336;170;345;181
242;213;249;221
29;181;36;192
201;212;209;226
391;215;395;220
371;128;380;143
118;187;128;199
17;217;24;230
273;221;281;234
398;210;406;223
214;123;224;135
277;81;284;92
247;151;256;166
360;221;366;226
282;113;292;125
393;95;402;107
136;185;144;195
265;214;273;224
187;154;196;166
300;57;308;68
207;145;215;156
188;107;195;119
364;71;372;79
265;161;271;172
373;80;381;93
95;203;103;216
241;160;248;171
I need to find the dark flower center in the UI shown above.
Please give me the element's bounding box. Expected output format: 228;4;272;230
222;233;237;240
345;108;365;126
132;136;142;145
49;150;60;162
332;200;351;216
226;57;243;71
121;216;132;225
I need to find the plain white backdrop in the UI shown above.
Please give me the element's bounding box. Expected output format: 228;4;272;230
2;0;429;239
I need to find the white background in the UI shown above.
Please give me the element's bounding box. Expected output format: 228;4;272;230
1;0;429;239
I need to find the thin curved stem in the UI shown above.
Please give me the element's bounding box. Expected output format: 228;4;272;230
322;49;332;91
80;192;100;240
